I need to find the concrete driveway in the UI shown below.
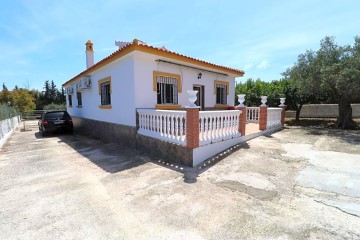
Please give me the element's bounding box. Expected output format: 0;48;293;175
0;120;359;240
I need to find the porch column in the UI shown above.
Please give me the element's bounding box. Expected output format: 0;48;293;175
259;106;268;131
280;106;286;126
237;106;247;136
186;107;200;149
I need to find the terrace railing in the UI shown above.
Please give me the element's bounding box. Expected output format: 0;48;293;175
137;109;186;146
199;110;240;146
246;107;260;123
267;108;282;129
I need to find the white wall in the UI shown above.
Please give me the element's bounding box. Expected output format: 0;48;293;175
65;50;241;127
66;54;136;126
133;51;237;109
0;115;21;149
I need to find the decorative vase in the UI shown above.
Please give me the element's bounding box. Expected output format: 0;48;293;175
187;90;198;107
279;98;286;106
261;96;267;106
237;94;245;107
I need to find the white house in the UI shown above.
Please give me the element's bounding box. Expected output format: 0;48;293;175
62;39;247;164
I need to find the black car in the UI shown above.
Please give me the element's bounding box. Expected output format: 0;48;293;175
38;111;73;135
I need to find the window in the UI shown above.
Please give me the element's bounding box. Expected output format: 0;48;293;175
214;80;229;105
98;77;112;108
68;95;72;107
157;76;178;104
100;82;111;105
77;92;82;106
153;71;181;106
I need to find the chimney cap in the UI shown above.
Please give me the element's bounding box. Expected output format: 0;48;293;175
85;40;93;52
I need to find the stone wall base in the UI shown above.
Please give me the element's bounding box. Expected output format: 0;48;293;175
136;134;193;166
72;116;136;148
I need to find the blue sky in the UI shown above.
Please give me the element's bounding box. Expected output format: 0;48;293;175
1;0;359;91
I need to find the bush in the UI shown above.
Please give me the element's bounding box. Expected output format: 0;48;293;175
0;104;19;121
43;103;66;111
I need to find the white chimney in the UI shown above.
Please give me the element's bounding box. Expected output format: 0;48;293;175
85;40;94;69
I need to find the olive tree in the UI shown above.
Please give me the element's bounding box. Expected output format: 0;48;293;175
285;36;360;129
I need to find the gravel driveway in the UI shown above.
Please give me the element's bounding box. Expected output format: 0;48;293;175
0;120;359;240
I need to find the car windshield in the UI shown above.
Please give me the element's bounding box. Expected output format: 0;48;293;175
44;112;68;119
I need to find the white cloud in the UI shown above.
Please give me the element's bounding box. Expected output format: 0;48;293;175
256;60;270;69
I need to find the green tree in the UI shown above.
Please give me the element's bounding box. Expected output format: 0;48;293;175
10;89;36;114
286;36;360;129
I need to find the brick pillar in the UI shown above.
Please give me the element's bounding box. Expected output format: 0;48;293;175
186;107;200;149
259;106;268;131
236;106;247;136
280;106;286;126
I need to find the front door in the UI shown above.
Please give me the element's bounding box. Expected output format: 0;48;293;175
193;85;204;110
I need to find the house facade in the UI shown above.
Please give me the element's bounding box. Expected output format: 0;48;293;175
62;39;245;155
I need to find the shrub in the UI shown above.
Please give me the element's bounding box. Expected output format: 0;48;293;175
43;103;66;111
0;104;19;121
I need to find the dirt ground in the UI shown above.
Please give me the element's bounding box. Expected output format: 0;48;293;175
0;120;359;240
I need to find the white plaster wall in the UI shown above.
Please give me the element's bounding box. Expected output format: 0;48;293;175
0;115;21;149
133;51;237;108
66;54;136;126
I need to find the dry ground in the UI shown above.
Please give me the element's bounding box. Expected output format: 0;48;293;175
0;120;359;240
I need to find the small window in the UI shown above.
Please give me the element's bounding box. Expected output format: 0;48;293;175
100;81;111;105
77;92;82;106
216;84;227;104
214;80;229;105
68;95;72;107
156;76;178;104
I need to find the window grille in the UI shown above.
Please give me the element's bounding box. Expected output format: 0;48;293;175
100;81;111;105
216;84;227;104
77;92;82;106
156;76;178;104
68;95;72;107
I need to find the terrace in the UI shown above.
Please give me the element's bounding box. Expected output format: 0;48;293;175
136;93;286;167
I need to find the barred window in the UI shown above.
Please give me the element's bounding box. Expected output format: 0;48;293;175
68;95;72;107
100;81;111;105
156;76;178;104
77;92;82;106
216;84;227;104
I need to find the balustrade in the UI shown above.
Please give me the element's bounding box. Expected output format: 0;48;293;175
246;107;260;123
137;109;186;146
199;110;240;146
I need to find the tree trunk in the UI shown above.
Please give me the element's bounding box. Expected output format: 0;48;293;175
295;104;303;121
337;97;356;129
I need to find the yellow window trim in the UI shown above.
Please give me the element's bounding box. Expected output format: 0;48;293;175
98;76;112;95
155;104;181;110
99;105;112;109
214;80;229;95
215;104;229;108
153;71;182;93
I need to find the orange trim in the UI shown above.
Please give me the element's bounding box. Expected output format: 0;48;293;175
98;76;112;95
153;71;182;93
155;104;181;110
99;105;112;109
214;104;230;109
63;40;244;87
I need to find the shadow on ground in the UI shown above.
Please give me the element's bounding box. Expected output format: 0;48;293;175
286;118;360;145
33;130;250;183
